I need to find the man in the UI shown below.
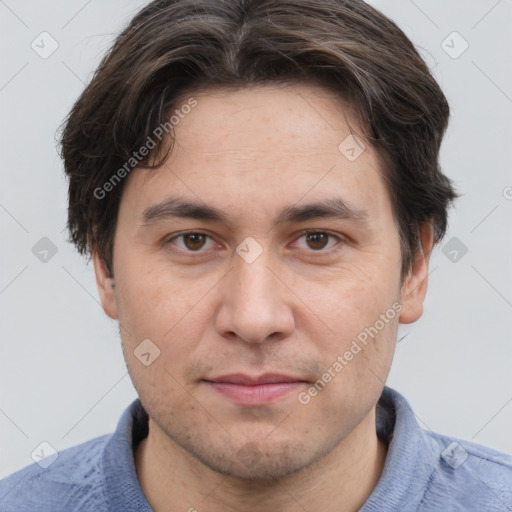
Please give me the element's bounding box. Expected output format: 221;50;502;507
1;0;511;510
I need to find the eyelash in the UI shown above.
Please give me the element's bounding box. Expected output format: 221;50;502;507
163;230;345;256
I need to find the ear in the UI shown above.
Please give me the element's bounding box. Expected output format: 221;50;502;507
399;223;434;324
92;249;118;320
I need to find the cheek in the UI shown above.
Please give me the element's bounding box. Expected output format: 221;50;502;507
295;254;400;341
292;252;400;404
113;259;225;384
304;311;398;423
113;246;200;333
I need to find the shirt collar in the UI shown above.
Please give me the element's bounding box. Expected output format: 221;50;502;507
362;386;438;511
101;399;151;511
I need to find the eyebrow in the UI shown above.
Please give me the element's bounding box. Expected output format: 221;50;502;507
138;196;369;229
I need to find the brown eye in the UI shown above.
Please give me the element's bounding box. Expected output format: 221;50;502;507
293;231;342;254
305;232;329;250
165;232;216;253
182;233;207;251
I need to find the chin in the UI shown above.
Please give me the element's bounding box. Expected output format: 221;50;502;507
188;439;321;481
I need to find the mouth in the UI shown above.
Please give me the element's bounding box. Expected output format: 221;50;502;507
201;373;309;405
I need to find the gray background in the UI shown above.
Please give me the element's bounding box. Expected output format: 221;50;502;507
1;0;511;478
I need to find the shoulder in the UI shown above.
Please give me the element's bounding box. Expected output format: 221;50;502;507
421;430;512;511
375;387;512;511
0;434;111;512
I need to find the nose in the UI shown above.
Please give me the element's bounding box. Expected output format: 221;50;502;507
214;249;295;344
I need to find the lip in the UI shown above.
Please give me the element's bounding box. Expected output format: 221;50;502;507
205;373;307;385
202;373;308;405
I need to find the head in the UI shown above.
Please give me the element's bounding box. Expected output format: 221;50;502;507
60;0;457;480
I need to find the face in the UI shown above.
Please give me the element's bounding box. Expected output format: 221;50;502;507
94;83;431;480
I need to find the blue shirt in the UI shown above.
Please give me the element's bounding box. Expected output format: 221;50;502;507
1;386;511;511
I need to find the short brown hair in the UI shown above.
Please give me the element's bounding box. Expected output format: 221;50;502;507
59;0;458;283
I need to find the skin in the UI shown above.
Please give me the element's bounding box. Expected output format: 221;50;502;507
92;83;432;512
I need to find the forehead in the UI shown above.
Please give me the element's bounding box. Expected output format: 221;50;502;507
119;83;391;229
171;82;366;155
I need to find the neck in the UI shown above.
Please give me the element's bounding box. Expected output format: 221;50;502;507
135;408;388;512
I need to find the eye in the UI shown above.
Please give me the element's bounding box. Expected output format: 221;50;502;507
164;230;344;255
292;231;343;253
164;231;217;253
